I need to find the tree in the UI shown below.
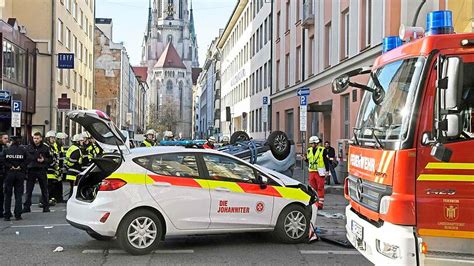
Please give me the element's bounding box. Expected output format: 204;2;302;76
147;101;179;134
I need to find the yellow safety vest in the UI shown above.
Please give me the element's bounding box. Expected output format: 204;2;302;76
142;139;154;147
65;144;83;181
307;146;325;172
46;142;60;180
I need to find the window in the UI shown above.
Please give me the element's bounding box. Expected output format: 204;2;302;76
72;71;77;91
311;112;319;138
57;69;63;84
296;0;300;22
65;28;71;49
166;80;173;94
324;22;331;68
57;19;63;43
136;154;200;178
342;94;350;139
276;60;280;92
285;1;290;31
360;0;372;48
79;42;83;61
65;69;70;87
65;0;70;11
79;75;82;94
72;35;77;54
80;9;84;28
259;107;262;132
72;1;77;20
276;11;281;38
285;109;294;140
285;53;290;87
341;10;350;60
296;46;301;82
203;154;256;183
308;36;314;76
2;40;26;84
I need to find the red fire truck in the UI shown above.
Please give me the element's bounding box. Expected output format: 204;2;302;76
332;10;474;265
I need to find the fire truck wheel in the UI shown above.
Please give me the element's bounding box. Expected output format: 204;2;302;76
274;204;309;244
230;131;250;144
87;231;114;241
117;209;163;255
266;131;291;160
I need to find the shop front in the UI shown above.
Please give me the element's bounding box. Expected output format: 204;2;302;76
0;19;36;142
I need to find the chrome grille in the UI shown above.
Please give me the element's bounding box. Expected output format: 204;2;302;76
347;175;392;213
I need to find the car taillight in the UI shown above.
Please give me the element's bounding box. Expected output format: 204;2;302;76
98;179;127;191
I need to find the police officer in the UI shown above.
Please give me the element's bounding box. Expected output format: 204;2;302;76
302;136;326;209
55;132;68;203
3;136;27;221
65;134;84;198
24;132;52;213
44;130;59;207
0;133;9;218
140;129;156;147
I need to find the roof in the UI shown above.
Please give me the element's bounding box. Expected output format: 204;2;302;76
95;18;112;24
217;0;248;48
132;66;148;82
154;42;187;69
192;68;202;85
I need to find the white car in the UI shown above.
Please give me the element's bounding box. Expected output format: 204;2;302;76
66;110;318;255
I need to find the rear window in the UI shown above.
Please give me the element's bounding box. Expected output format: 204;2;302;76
88;121;126;145
133;154;200;178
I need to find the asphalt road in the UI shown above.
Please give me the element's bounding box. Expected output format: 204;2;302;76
0;203;371;265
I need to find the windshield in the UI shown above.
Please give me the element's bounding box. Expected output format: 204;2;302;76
355;57;425;145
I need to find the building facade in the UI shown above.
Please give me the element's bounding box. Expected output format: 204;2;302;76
0;18;36;140
271;0;446;172
94;20;147;137
141;0;199;138
218;0;272;140
4;0;95;138
196;35;221;139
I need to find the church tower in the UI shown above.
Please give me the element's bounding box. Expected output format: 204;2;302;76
141;0;199;138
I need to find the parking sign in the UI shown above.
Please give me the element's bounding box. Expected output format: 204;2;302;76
11;100;21;128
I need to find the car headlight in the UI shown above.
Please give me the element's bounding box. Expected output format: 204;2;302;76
376;239;401;259
379;196;391;215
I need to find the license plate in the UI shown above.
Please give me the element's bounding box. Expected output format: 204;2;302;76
351;220;363;240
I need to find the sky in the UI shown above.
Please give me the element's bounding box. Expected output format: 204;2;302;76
96;0;236;66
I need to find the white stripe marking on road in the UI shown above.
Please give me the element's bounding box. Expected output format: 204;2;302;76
10;223;70;228
300;250;360;255
82;249;195;255
153;249;194;254
82;249;104;254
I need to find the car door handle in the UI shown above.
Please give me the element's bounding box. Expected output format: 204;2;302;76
153;182;171;187
215;187;231;192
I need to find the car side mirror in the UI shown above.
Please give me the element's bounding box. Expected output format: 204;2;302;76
257;175;268;189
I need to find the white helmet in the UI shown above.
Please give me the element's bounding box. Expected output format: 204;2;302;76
72;134;84;142
208;136;216;142
309;136;320;144
222;136;230;142
45;130;57;138
81;131;91;139
145;129;156;136
164;131;174;138
56;132;68;139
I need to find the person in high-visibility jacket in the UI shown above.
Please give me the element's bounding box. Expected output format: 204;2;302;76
55;132;68;203
83;131;102;162
140;129;156;147
45;130;59;206
65;134;84;198
303;136;326;209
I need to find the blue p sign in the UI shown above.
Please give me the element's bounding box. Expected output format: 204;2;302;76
300;96;307;106
12;100;21;113
263;96;268;105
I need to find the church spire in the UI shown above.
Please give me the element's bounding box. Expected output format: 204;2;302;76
146;0;152;39
189;0;196;42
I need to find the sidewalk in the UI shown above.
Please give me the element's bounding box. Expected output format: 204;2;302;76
292;161;351;247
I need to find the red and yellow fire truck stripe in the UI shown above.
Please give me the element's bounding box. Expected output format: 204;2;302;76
108;173;311;202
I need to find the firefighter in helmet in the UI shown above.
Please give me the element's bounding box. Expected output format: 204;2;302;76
65;134;84;198
141;129;156;147
55;132;68;202
44;130;59;206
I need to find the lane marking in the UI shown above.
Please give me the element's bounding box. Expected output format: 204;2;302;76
300;250;360;255
82;249;104;254
153;249;194;254
10;224;70;228
81;249;195;255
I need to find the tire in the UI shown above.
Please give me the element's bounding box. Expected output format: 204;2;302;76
87;231;114;241
266;131;291;161
274;204;309;244
117;209;163;255
230;131;250;144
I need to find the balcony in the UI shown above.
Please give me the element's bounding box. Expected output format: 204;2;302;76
302;0;314;28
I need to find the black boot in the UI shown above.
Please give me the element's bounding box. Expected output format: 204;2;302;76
43;207;50;213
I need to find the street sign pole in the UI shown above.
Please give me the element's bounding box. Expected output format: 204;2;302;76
299;95;308;185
